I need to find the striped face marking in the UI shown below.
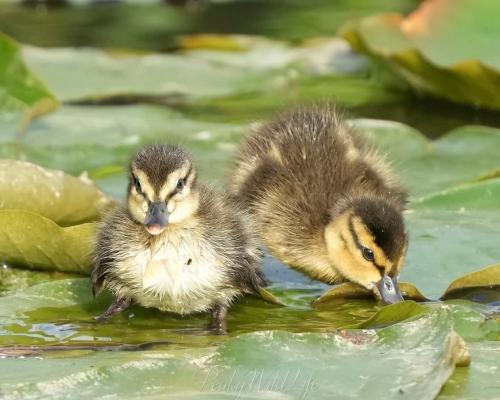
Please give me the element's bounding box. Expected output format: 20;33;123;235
127;162;198;228
347;215;391;274
324;210;406;291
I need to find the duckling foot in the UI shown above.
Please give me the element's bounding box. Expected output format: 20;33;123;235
96;297;132;322
208;303;228;335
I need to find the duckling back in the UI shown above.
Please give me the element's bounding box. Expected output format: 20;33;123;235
230;106;407;283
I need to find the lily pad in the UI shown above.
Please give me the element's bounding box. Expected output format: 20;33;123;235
442;264;500;300
413;179;500;211
0;105;246;199
0;267;69;296
340;0;500;109
347;301;429;329
313;264;500;306
0;210;95;274
0;159;114;226
0;33;57;130
353;121;500;198
0;305;467;399
21;45;282;103
313;282;428;305
441;341;500;399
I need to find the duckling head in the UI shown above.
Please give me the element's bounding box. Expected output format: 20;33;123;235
127;144;198;235
325;197;408;304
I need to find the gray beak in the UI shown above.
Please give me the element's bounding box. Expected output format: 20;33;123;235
376;273;404;304
144;202;168;232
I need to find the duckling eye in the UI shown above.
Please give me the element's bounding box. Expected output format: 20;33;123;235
362;247;375;262
176;178;185;191
133;175;142;194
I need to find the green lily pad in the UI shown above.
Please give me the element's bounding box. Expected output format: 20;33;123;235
353;121;500;198
0;210;95;274
441;341;500;399
446;302;500;341
0;267;70;296
0;33;57;130
0;305;467;399
183;74;403;125
0;105;246;198
403;180;500;298
340;0;500;109
413;179;500;210
0;159;114;226
347;301;429;329
21;45;281;103
313;264;500;306
442;264;500;300
313;282;428;305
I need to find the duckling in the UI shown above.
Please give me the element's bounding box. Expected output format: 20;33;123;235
92;144;266;331
230;106;408;304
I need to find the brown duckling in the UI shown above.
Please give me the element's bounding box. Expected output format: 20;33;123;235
92;144;266;331
230;106;408;303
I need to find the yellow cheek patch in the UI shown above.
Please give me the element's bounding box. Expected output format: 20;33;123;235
128;194;147;222
325;217;382;288
351;216;392;271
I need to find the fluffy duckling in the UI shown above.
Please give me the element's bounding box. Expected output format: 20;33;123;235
230;106;408;303
92;144;265;331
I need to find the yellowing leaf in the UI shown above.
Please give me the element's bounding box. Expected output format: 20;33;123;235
340;0;500;109
313;282;428;305
441;264;500;300
0;160;114;226
0;210;95;274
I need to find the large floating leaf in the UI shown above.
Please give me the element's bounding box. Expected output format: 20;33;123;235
313;264;500;305
21;45;282;103
0;267;66;296
441;341;500;399
0;210;95;274
184;73;403;125
0;105;246;199
442;264;500;300
0;298;468;399
313;282;428;305
413;179;500;210
353;121;500;198
347;300;429;329
340;0;500;109
0;278;377;346
0;159;114;226
0;33;57;130
403;179;500;298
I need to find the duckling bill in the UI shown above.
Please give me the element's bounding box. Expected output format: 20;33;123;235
230;106;408;304
92;144;266;331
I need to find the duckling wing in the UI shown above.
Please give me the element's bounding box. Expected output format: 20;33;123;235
91;207;142;296
196;186;267;295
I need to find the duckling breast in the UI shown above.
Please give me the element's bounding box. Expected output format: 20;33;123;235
113;229;239;314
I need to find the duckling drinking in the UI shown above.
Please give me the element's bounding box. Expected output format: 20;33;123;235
92;144;266;331
230;106;408;303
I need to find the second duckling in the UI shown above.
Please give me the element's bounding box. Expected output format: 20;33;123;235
92;144;266;331
230;106;408;303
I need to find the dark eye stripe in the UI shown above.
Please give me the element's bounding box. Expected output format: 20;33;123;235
166;167;193;201
348;215;385;271
133;175;143;194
